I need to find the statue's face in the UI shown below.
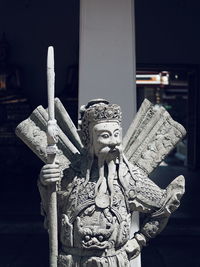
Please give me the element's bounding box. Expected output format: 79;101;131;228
92;121;122;157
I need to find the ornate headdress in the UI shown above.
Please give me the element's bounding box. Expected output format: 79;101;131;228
78;99;122;146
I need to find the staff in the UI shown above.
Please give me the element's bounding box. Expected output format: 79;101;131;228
46;46;58;267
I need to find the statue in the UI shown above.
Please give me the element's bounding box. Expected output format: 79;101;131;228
15;48;186;267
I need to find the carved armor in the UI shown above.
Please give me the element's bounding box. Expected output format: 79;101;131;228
38;156;184;267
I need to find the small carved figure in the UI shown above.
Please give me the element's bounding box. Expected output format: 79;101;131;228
16;97;186;267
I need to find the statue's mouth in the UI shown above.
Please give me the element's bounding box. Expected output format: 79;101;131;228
82;239;109;250
110;148;117;152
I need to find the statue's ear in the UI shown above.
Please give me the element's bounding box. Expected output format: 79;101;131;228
120;126;123;140
77;126;91;148
89;126;93;145
88;144;94;158
77;128;83;142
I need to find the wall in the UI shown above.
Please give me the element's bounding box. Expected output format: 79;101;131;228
79;0;136;132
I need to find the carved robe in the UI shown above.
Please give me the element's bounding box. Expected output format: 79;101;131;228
38;157;183;267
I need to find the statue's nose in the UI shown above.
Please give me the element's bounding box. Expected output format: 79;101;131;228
109;143;116;149
109;138;118;149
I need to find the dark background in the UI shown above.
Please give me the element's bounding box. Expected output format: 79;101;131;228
0;0;200;266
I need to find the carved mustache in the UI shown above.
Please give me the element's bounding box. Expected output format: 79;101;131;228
98;145;122;158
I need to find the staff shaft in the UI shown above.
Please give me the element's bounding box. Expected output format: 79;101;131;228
47;46;55;121
47;46;58;267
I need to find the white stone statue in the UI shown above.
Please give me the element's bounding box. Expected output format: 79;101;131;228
16;97;186;267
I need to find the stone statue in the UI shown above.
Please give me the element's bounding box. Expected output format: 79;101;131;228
16;97;186;267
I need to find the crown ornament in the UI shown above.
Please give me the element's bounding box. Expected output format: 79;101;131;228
78;99;122;146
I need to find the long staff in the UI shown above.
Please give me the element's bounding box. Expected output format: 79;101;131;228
46;46;58;267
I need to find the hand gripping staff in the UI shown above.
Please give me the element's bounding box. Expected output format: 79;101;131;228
46;46;59;267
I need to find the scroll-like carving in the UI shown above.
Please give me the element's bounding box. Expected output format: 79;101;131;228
15;98;82;170
123;99;186;175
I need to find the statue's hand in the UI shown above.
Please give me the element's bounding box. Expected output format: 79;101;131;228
40;160;61;186
165;175;185;214
125;237;141;260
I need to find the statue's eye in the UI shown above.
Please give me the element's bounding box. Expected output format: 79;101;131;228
97;235;104;242
101;133;109;139
114;132;119;137
84;235;91;241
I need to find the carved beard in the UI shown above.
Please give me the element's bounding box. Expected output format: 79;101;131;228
94;145;123;205
84;144;128;206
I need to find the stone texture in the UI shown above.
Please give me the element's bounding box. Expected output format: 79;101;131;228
16;98;186;266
